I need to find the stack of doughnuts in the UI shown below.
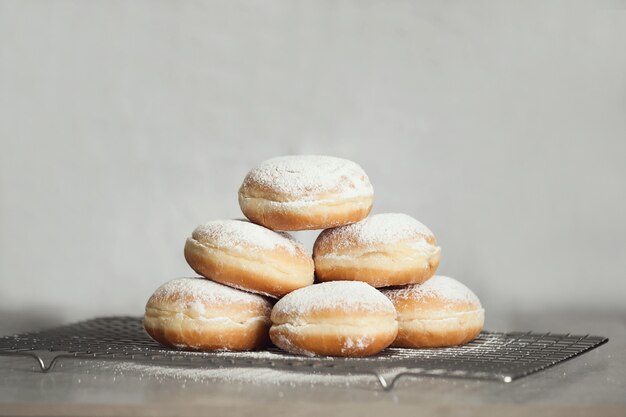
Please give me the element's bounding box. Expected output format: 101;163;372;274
144;155;485;356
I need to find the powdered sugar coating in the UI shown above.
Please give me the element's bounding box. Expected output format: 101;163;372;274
273;281;395;316
241;155;373;201
384;276;481;306
191;219;303;255
147;277;271;308
270;330;316;357
271;324;382;357
316;213;436;251
341;335;375;352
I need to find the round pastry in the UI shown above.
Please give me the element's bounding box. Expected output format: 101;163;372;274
238;155;374;231
144;277;273;351
184;220;314;298
269;281;398;357
313;213;441;287
382;275;484;348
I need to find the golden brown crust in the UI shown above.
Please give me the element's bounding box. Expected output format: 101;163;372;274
143;278;274;351
269;281;397;324
144;315;271;351
313;229;437;254
391;310;484;348
238;155;374;231
314;259;440;287
238;194;373;231
382;277;484;348
390;295;479;320
184;237;314;298
312;213;441;287
313;241;441;288
268;281;398;356
271;303;397;326
269;322;398;357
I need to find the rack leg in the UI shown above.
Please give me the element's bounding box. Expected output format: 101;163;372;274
0;351;64;372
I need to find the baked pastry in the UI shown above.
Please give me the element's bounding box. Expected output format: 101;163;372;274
269;281;398;357
144;277;273;351
238;155;374;231
313;213;441;287
184;219;314;298
382;275;484;348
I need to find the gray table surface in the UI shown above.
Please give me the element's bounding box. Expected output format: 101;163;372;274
0;310;624;417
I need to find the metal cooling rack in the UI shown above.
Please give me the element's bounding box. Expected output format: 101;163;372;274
0;316;608;390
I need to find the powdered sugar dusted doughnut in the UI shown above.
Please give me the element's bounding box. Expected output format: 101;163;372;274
184;220;314;298
382;276;484;348
313;213;441;287
270;281;398;357
239;155;374;231
144;278;273;351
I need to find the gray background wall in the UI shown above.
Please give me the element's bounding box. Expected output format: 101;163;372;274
1;0;625;334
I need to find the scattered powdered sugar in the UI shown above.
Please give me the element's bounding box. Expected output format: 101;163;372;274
384;276;481;306
148;277;272;307
191;219;303;255
341;335;373;353
317;213;435;249
111;361;378;388
241;155;373;200
273;281;395;316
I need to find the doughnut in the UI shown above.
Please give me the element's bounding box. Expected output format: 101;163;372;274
313;213;441;287
269;281;398;357
382;275;484;348
184;219;314;298
144;277;273;351
238;155;374;231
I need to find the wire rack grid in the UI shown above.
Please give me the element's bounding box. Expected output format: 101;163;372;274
0;316;608;390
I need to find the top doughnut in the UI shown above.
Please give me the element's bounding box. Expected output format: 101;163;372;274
238;155;374;231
